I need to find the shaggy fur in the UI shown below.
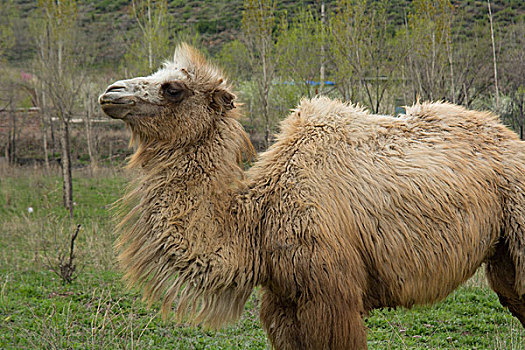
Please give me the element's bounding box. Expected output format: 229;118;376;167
99;44;525;349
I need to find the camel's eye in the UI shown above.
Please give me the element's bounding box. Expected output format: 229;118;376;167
162;81;189;103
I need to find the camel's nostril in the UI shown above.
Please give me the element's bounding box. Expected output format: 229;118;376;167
106;85;126;93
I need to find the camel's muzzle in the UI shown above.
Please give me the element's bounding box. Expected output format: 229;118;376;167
99;84;137;119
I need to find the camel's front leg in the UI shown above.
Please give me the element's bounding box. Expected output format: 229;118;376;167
259;288;303;350
260;288;368;350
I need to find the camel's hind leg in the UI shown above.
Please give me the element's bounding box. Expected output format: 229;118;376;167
486;240;525;326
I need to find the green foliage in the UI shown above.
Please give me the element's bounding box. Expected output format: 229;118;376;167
241;0;278;148
328;0;368;101
408;0;453;62
217;39;251;82
366;287;524;349
0;0;16;61
276;7;324;97
33;0;86;119
405;0;455;101
241;0;276;46
120;0;174;77
93;0;128;12
37;0;78;38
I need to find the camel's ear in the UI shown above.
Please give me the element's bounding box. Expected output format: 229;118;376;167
211;88;235;112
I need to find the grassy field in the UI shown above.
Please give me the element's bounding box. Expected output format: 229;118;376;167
0;166;523;349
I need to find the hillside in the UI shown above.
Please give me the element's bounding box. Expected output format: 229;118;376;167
4;0;524;67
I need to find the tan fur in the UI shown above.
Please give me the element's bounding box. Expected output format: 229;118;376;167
100;45;525;349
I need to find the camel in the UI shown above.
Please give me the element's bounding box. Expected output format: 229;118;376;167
99;44;525;349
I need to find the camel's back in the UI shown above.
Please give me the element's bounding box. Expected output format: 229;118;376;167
250;97;517;191
249;97;522;308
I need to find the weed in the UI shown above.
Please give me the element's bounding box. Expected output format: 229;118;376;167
45;224;81;284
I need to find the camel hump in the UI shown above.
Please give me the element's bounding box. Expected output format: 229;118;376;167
289;96;370;126
404;101;502;126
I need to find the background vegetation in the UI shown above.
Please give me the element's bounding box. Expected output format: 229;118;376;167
0;0;524;348
2;0;524;156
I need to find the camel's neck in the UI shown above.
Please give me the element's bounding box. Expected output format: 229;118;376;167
116;116;260;327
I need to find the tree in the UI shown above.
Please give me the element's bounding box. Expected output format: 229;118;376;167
358;1;405;113
500;21;525;139
121;0;172;77
328;0;404;113
487;0;499;107
446;21;492;106
0;3;22;165
1;75;18;165
328;0;367;101
34;0;86;218
217;39;251;83
0;0;15;63
0;0;16;163
241;0;277;149
82;81;99;173
405;0;454;101
276;7;324;98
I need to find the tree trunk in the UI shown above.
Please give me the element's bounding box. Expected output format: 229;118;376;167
84;93;97;173
519;103;525;140
319;1;325;95
109;140;113;166
50;113;57;156
42;123;49;170
487;0;499;107
8;107;16;165
147;0;153;70
40;88;50;171
263;89;270;149
60;119;73;218
262;52;271;149
447;37;456;103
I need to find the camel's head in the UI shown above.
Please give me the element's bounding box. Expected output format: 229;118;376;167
99;43;235;144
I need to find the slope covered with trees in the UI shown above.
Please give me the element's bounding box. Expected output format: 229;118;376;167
1;0;524;165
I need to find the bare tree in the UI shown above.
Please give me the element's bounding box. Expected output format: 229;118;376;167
276;7;324;98
37;80;51;171
405;0;454;101
487;0;499;107
328;0;404;113
82;82;98;173
242;0;277;149
0;0;15;61
121;0;172;77
328;0;367;102
6;89;17;165
319;1;326;95
0;0;16;163
501;21;525;139
359;1;405;113
446;22;493;107
0;74;20;165
34;0;86;218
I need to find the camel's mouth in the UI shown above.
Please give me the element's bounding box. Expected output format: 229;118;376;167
99;89;137;119
99;100;135;106
99;98;136;119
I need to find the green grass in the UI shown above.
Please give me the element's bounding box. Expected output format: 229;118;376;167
0;167;523;349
